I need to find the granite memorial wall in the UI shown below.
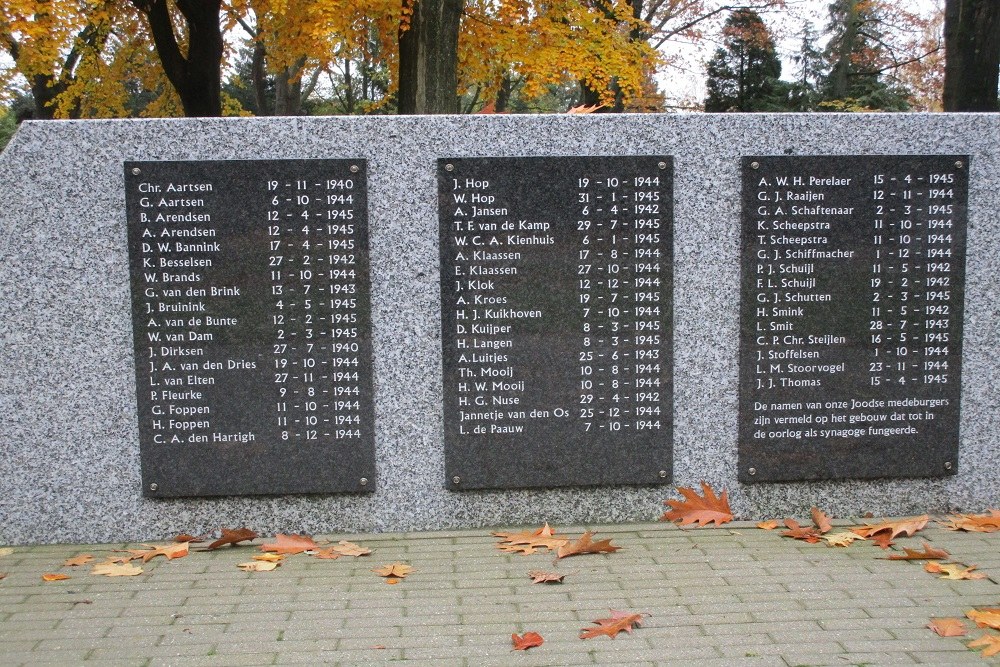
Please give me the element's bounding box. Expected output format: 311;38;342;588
0;114;996;544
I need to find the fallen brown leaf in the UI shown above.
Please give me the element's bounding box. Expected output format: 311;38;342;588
967;608;1000;630
969;633;1000;657
260;533;319;555
940;510;1000;533
781;518;822;544
869;532;895;549
884;542;950;560
311;548;341;560
580;611;647;639
252;553;285;563
528;570;565;584
207;527;258;550
927;618;967;637
821;532;862;547
556;532;620;559
173;533;204;543
127;542;189;563
41;573;70;581
0;573;6;580
92;562;143;577
661;482;733;527
373;563;413;579
511;631;544;650
924;562;987;580
238;561;279;572
63;554;95;567
756;520;779;530
493;524;569;554
811;507;833;534
331;540;371;557
850;515;929;541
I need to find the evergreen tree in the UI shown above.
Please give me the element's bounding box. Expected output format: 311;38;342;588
787;25;825;111
704;9;785;112
821;0;911;111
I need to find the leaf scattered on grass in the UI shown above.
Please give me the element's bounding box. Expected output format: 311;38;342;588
924;562;987;580
580;610;648;639
660;482;733;527
528;570;565;584
63;554;95;567
556;532;620;559
511;631;544;650
927;618;967;637
206;528;258;550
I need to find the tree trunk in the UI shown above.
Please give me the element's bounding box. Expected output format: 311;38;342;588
251;42;271;115
943;0;1000;111
131;0;224;117
397;0;463;114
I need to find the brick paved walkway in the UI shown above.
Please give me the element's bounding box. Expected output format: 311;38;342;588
1;520;998;666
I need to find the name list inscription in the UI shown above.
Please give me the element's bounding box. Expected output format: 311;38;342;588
126;160;375;497
738;155;968;482
439;156;673;490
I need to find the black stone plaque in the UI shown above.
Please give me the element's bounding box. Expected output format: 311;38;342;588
126;160;375;497
439;156;673;490
738;155;969;483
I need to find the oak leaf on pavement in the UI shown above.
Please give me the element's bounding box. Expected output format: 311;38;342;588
661;482;733;527
821;532;862;547
126;542;189;563
968;633;1000;657
173;534;204;543
924;561;987;580
493;523;569;555
940;510;1000;533
849;515;928;541
884;542;950;560
373;563;413;579
811;507;833;534
92;562;143;577
528;570;565;584
967;608;1000;630
331;540;371;557
781;518;822;544
756;520;779;530
580;610;648;639
42;573;70;581
260;533;319;555
511;631;544;650
207;527;259;550
927;618;967;637
556;532;620;559
63;554;95;567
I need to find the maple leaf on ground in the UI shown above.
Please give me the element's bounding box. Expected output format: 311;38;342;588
969;633;1000;657
811;507;833;534
63;554;95;567
849;515;929;541
127;542;189;563
238;561;279;572
260;533;319;555
373;563;413;579
927;618;967;637
940;510;1000;533
580;611;648;639
493;523;569;554
756;520;779;530
528;570;565;584
967;608;1000;630
556;532;620;559
311;548;341;560
781;518;822;544
92;562;143;577
661;482;733;527
884;542;950;560
42;573;70;581
924;561;987;580
330;540;371;557
207;527;258;550
511;631;544;650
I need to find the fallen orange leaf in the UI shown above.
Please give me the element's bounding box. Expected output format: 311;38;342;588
580;611;647;639
811;507;833;534
511;631;544;650
207;527;258;550
924;562;987;580
63;554;95;567
42;573;70;581
556;532;620;559
940;510;1000;533
311;548;341;560
91;562;143;577
967;608;1000;630
238;560;279;572
173;533;204;543
969;633;1000;657
850;515;929;541
661;482;733;527
756;520;779;530
373;563;413;579
528;570;565;584
821;532;862;547
331;540;371;557
260;533;319;555
252;553;285;563
493;524;569;555
781;518;822;544
927;618;967;637
127;542;189;563
884;542;950;560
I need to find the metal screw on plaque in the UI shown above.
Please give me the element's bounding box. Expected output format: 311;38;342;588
944;461;953;470
751;161;760;170
955;161;964;169
445;163;455;172
748;467;757;476
452;476;461;485
359;477;368;486
131;167;141;175
350;165;359;173
658;470;668;478
149;483;158;491
658;161;667;170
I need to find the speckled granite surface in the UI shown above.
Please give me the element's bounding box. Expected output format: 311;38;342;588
0;115;997;544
